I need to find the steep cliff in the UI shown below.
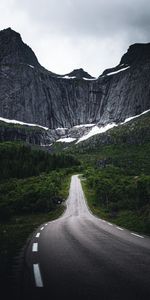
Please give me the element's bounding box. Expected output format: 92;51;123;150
0;28;150;129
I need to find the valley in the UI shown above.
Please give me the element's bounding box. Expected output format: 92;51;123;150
0;27;149;299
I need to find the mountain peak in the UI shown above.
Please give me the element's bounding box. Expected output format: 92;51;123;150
64;68;94;79
101;42;150;77
0;27;39;67
120;42;150;66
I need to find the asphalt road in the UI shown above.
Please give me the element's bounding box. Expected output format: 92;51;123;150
21;175;150;300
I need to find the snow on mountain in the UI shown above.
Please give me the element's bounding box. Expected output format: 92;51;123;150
83;78;97;81
104;66;130;76
28;64;35;69
0;117;49;130
121;109;150;123
76;123;117;144
57;137;76;143
59;75;76;80
1;110;150;145
76;109;150;143
73;124;95;128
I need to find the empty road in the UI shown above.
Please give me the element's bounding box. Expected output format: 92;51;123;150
20;175;150;300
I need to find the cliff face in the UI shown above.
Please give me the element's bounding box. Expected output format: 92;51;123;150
0;28;150;129
0;121;55;145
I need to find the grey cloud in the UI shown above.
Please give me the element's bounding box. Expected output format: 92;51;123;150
14;0;150;39
1;0;150;76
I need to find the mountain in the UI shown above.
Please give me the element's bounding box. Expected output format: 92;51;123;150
0;28;40;66
0;28;150;131
61;68;95;79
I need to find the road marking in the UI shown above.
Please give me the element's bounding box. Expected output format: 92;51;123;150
33;264;43;287
107;222;113;226
116;226;124;231
45;223;48;226
32;243;38;252
102;220;106;223
131;232;144;239
36;233;40;238
40;227;44;230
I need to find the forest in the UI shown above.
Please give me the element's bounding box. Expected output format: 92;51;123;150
0;141;80;220
82;144;150;234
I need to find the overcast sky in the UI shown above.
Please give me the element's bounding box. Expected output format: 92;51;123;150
1;0;150;76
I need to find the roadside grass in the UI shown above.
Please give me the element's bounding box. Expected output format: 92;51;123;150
81;180;150;235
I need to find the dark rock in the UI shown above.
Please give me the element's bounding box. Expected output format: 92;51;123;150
0;28;40;66
120;43;150;66
0;28;149;131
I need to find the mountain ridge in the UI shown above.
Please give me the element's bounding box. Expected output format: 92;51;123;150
0;28;149;130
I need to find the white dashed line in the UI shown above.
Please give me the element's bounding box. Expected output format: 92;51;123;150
40;227;44;230
45;223;48;226
32;242;38;252
33;264;43;287
102;220;106;223
116;226;124;231
131;232;144;239
107;222;113;226
36;233;40;238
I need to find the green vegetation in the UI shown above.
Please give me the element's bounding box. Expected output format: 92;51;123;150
0;119;46;132
0;170;70;221
80;143;150;235
82;166;150;234
0;112;150;294
0;141;80;292
63;113;149;236
0;141;80;180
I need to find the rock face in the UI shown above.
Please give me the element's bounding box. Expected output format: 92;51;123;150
0;121;55;145
0;28;150;129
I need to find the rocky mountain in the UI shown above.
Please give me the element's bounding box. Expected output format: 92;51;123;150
0;28;150;132
0;117;95;146
61;68;95;79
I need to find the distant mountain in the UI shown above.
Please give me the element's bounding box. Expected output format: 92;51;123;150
101;42;150;76
61;68;95;79
0;28;149;130
0;28;40;66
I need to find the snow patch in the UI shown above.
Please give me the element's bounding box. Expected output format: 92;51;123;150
76;123;117;143
83;77;97;81
106;66;130;76
0;117;49;130
28;65;35;69
76;108;150;143
73;124;95;128
56;127;68;130
57;137;76;143
121;109;150;124
59;75;76;79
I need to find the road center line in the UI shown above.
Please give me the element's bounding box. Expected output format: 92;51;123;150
116;226;124;231
40;227;44;230
33;264;43;287
131;232;144;239
36;233;40;238
32;242;38;252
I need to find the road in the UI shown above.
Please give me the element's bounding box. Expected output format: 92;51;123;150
20;175;150;300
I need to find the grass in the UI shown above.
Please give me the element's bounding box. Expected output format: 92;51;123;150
82;180;150;235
